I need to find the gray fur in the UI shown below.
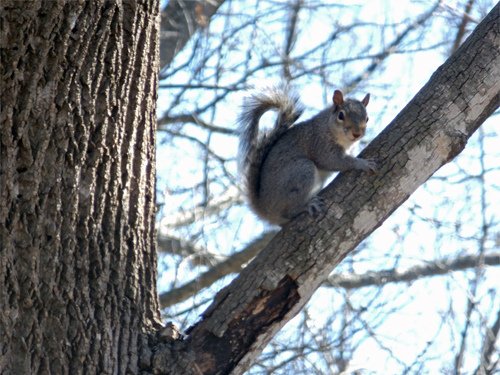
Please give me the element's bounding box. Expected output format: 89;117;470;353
238;87;375;225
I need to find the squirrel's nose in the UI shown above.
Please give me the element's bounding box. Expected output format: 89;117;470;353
352;132;362;139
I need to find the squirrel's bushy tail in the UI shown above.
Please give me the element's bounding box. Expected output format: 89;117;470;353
238;87;303;219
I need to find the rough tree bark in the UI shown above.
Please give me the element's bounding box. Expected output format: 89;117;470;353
1;1;161;374
156;4;499;375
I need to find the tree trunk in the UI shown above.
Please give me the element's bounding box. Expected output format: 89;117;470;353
156;4;499;374
0;1;161;374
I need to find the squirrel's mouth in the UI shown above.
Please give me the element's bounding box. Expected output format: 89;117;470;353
347;130;364;140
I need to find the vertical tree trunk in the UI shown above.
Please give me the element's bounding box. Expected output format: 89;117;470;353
0;1;161;373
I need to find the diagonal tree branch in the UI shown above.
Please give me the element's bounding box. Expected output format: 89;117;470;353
474;307;500;374
161;232;276;307
451;0;476;54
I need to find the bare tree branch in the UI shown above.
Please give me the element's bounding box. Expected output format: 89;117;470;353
160;232;276;307
162;250;500;308
158;113;236;135
451;0;476;54
161;187;241;230
475;307;500;374
160;0;225;69
326;253;500;290
345;1;440;91
157;234;226;268
283;0;302;82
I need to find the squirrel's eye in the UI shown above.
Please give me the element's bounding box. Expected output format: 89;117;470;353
366;117;369;123
338;111;345;121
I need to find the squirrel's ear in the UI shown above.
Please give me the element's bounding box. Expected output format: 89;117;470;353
362;93;370;107
333;90;344;106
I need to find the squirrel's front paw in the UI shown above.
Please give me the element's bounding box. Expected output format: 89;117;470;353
307;196;326;218
359;158;377;172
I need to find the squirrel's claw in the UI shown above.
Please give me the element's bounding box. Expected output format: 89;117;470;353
307;196;326;218
365;158;377;172
358;157;377;172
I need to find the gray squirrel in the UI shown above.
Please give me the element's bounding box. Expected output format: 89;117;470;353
238;87;376;225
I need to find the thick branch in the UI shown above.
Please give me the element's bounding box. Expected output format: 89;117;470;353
153;5;500;374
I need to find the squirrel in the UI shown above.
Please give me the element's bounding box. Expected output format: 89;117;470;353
238;87;376;225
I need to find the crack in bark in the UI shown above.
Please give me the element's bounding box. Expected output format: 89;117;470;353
186;275;300;375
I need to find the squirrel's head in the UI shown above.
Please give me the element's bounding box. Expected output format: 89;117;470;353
332;90;370;146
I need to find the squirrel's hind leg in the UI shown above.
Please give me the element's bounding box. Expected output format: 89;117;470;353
278;159;324;221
